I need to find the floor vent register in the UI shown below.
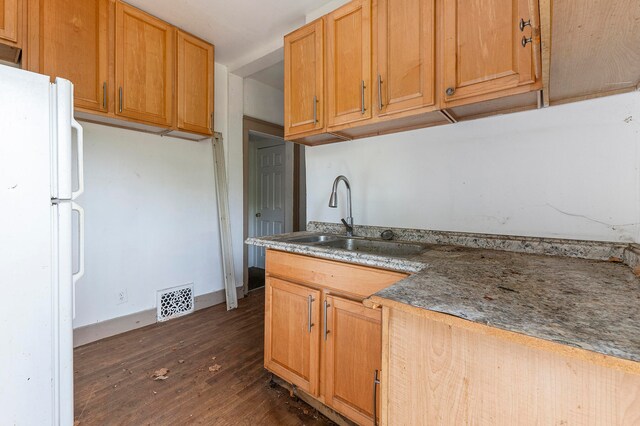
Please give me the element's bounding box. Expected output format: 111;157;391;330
157;284;194;322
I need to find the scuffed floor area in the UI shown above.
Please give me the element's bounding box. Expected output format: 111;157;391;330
74;289;334;425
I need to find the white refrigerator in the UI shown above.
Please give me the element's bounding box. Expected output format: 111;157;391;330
0;65;84;425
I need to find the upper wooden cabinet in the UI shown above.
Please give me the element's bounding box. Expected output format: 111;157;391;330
0;0;19;44
24;0;215;137
326;0;371;129
115;2;174;127
442;0;539;107
28;0;110;113
283;0;543;145
284;19;324;139
0;0;23;62
374;0;436;117
176;30;214;135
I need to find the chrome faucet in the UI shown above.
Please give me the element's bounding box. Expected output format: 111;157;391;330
328;175;353;236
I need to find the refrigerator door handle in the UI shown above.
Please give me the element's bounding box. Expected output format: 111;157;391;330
71;202;85;319
71;118;84;200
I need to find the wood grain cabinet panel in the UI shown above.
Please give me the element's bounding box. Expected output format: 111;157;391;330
284;19;324;139
265;276;321;396
0;0;19;44
29;0;110;113
380;305;640;425
374;0;436;117
0;0;24;63
324;295;381;425
442;0;539;106
115;2;174;126
326;0;371;129
176;30;214;135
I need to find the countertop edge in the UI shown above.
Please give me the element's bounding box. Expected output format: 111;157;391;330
245;236;426;273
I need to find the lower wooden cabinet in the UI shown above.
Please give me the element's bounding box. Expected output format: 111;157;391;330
325;295;381;425
264;276;321;395
377;304;640;425
264;249;407;425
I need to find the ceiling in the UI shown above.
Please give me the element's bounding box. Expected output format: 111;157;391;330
247;61;285;91
124;0;327;69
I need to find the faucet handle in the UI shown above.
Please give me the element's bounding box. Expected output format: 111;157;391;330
340;218;354;236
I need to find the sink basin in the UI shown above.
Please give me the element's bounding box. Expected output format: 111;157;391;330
318;238;426;256
284;234;339;244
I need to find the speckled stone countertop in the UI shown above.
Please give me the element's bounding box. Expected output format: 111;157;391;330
246;223;640;363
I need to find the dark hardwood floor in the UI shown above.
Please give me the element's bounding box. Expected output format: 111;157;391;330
74;289;334;425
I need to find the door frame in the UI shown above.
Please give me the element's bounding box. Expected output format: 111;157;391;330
248;135;286;269
243;116;301;295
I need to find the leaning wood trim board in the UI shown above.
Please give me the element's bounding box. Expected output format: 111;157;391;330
212;133;238;310
369;295;640;375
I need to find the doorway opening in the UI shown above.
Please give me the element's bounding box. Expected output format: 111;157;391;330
243;116;306;294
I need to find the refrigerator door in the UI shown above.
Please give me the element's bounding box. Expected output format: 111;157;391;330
52;77;84;201
52;202;75;426
0;65;56;424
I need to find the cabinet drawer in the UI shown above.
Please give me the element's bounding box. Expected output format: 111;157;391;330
266;249;408;299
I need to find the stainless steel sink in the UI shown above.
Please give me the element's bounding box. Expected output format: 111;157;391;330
318;238;425;256
284;234;339;244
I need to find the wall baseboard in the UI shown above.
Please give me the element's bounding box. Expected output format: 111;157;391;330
74;286;245;348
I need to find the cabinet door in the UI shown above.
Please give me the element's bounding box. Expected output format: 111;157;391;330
33;0;109;113
374;0;436;117
324;295;381;425
284;19;324;138
442;0;536;106
0;0;19;44
176;30;214;135
326;0;371;129
115;2;174;126
265;276;321;396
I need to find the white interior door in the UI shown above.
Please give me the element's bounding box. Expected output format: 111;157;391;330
254;143;286;269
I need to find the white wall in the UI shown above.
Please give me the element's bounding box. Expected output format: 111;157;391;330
74;123;224;328
243;78;285;126
306;92;640;243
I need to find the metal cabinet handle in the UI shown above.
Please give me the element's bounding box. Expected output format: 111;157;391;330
373;369;380;425
377;74;383;111
323;299;330;340
118;87;123;113
446;87;455;96
521;36;533;47
519;18;531;31
361;80;366;115
308;295;315;332
102;82;107;109
313;95;318;124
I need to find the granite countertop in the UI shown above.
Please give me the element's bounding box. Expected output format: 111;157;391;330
246;223;640;363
